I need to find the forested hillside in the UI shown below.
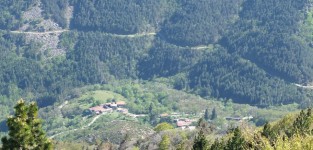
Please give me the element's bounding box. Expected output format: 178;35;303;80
0;0;313;111
223;0;313;83
1;0;313;147
160;0;243;46
71;0;174;34
0;0;35;30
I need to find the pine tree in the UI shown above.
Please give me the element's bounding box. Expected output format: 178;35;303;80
197;118;214;135
261;122;276;144
193;130;208;150
204;108;209;121
209;139;225;150
262;122;271;137
293;108;312;135
149;103;154;114
193;117;211;150
211;108;217;120
225;127;246;150
1;99;52;150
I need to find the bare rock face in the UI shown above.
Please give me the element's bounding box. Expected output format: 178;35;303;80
25;33;65;59
18;0;74;60
64;6;74;29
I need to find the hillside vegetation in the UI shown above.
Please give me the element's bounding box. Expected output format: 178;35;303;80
1;0;313;147
0;0;312;107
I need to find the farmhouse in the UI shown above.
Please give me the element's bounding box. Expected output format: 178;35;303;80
89;101;127;115
89;105;113;114
176;118;195;127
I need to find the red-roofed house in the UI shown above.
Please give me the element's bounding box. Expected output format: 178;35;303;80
176;120;192;127
116;101;126;107
89;105;112;114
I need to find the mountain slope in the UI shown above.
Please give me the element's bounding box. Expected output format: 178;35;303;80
0;0;312;113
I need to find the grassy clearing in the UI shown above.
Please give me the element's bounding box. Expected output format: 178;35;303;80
71;90;127;109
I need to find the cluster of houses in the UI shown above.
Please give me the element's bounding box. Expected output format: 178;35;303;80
89;101;128;115
89;101;149;119
159;113;197;130
173;115;253;130
159;112;254;130
90;102;253;131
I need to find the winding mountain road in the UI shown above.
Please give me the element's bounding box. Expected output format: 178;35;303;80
294;84;313;89
10;30;69;35
10;29;156;38
83;114;103;129
190;45;213;50
9;30;213;49
106;32;156;38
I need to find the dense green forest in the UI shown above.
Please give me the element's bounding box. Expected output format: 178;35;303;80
222;0;313;83
0;0;312;110
41;0;68;28
188;48;305;106
71;0;175;34
1;0;313;148
160;0;243;46
0;0;35;30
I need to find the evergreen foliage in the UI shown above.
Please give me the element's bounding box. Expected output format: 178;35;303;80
71;0;174;34
225;128;246;150
204;108;209;121
209;139;224;150
188;49;305;106
292;108;313;135
192;130;208;150
138;38;206;79
160;0;243;46
261;122;274;141
223;0;313;83
0;0;312;115
41;0;68;28
159;135;171;150
1;99;52;150
0;0;35;30
207;108;313;150
211;108;217;120
1;2;313;145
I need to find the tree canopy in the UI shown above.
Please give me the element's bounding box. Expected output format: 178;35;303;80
1;99;52;150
